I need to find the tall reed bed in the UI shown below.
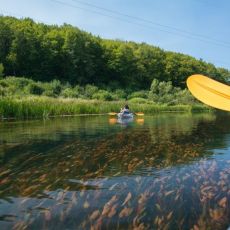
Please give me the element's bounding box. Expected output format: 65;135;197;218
0;96;211;119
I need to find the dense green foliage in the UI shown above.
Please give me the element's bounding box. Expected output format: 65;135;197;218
0;16;229;91
0;96;210;119
0;63;3;79
0;16;224;119
0;76;211;119
0;76;196;105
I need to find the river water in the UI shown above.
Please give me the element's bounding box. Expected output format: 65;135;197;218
0;113;229;229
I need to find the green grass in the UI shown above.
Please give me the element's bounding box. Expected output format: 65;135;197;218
0;96;211;119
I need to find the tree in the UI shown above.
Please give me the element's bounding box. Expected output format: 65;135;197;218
0;15;229;91
0;18;13;75
0;63;4;79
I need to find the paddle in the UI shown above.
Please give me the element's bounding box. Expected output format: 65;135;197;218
108;112;144;116
108;112;118;116
187;74;230;111
134;112;144;116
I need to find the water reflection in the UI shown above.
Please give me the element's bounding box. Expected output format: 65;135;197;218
0;113;230;229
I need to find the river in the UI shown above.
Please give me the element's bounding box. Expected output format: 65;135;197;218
0;113;229;229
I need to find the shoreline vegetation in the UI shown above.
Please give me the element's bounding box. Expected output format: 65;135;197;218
0;76;213;120
0;16;222;120
0;96;211;120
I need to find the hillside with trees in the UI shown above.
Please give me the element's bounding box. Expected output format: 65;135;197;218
0;16;230;92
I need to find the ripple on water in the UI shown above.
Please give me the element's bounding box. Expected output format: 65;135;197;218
0;114;230;229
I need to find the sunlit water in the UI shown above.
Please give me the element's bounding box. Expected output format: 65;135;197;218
0;113;230;229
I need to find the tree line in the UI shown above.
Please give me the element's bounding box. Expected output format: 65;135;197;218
0;16;229;91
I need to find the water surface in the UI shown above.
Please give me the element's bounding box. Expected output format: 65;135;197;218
0;113;230;229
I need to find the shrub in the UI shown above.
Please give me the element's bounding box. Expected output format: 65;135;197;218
5;84;18;96
0;85;6;96
51;79;62;95
0;63;4;79
84;84;98;99
27;83;44;95
174;89;196;105
149;79;175;97
61;88;78;98
3;76;32;88
150;79;159;94
128;97;150;104
42;80;62;97
63;82;72;89
113;89;127;99
128;90;148;99
148;79;196;105
92;90;113;101
158;81;174;95
0;80;8;88
74;85;84;97
42;89;56;97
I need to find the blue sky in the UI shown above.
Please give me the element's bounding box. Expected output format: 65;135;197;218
1;0;230;70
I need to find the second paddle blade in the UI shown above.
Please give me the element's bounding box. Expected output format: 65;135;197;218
108;112;117;116
135;112;144;116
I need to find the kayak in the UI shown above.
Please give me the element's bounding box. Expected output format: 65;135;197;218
117;113;134;125
117;112;134;119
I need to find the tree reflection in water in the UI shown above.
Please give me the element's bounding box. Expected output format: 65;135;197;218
0;113;229;229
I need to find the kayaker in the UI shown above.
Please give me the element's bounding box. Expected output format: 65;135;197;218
120;104;130;114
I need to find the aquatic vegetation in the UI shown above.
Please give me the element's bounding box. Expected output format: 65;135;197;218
0;96;211;119
0;114;229;229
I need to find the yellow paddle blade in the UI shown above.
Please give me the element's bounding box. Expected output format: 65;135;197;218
108;112;117;116
187;74;230;111
135;112;144;116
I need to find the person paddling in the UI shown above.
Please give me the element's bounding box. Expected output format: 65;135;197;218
120;104;130;114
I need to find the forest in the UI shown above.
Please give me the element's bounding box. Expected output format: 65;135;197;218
0;15;230;92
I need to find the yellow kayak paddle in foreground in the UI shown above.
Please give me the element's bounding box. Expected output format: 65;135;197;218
187;74;230;111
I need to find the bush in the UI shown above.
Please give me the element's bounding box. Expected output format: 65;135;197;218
173;89;195;105
149;79;175;97
113;89;127;99
42;89;55;97
61;88;78;98
3;84;23;96
3;76;32;88
51;79;62;95
128;97;150;104
27;83;44;95
0;63;4;79
74;85;84;97
0;85;7;96
158;81;174;95
84;84;98;99
92;90;113;101
128;90;148;99
42;80;62;97
150;79;159;94
0;80;8;88
148;79;195;105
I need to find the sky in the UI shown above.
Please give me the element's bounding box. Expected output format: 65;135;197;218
1;0;230;70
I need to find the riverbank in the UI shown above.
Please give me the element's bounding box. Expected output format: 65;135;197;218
0;96;212;120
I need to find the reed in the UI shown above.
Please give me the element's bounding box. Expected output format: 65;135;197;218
0;96;211;119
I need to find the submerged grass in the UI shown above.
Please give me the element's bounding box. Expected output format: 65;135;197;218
0;96;211;119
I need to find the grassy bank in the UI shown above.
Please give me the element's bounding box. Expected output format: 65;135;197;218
0;96;211;119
